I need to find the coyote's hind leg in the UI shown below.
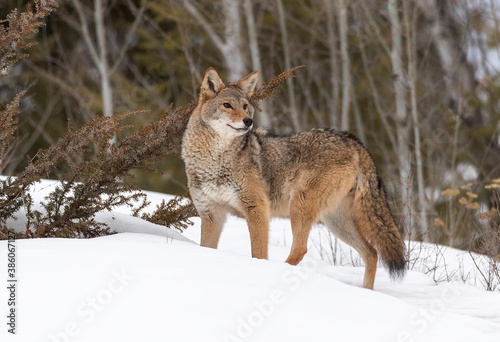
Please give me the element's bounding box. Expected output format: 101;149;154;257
323;196;378;289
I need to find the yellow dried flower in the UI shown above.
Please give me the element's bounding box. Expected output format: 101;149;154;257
466;202;479;210
461;183;472;190
458;197;468;205
477;212;490;219
487;183;500;189
477;208;497;219
434;218;445;226
441;189;460;196
466;191;478;199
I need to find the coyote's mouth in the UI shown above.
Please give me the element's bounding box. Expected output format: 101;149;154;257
227;124;251;132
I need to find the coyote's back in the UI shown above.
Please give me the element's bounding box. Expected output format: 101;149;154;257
181;67;406;289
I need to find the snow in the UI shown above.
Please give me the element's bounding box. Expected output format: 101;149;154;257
1;179;500;341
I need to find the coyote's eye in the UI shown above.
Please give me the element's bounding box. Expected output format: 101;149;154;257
243;104;248;110
223;103;232;109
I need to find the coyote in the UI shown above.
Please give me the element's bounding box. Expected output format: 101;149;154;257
181;68;406;289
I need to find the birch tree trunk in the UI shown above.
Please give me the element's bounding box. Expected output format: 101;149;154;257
388;0;412;233
71;0;114;123
337;0;351;131
325;0;340;128
94;0;113;119
416;0;482;127
221;0;244;81
243;0;271;128
183;0;245;81
276;0;301;131
404;0;429;239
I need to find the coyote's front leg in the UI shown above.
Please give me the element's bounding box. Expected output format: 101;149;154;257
239;190;270;259
200;210;226;249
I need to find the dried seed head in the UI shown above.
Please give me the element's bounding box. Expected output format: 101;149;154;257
466;202;479;210
461;183;472;190
249;66;305;109
441;189;460;196
434;218;445;226
466;191;478;199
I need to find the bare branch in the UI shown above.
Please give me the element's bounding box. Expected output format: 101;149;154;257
70;0;100;67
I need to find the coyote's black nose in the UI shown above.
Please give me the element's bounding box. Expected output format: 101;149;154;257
243;117;253;127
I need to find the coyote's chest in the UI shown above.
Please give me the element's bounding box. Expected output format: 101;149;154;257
199;179;239;206
186;149;242;208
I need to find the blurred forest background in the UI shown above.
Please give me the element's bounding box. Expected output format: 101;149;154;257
1;0;500;252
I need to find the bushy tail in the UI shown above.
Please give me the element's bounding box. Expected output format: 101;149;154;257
354;150;407;281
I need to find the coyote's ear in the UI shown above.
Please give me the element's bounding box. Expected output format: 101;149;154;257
236;71;259;98
200;67;225;101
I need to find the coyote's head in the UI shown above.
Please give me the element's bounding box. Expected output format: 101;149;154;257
195;68;259;138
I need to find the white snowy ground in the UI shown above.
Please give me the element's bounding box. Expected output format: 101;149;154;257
1;179;500;341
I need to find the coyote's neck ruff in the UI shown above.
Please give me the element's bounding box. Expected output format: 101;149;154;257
181;68;406;289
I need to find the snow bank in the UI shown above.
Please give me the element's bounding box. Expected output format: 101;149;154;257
1;233;499;342
0;179;499;341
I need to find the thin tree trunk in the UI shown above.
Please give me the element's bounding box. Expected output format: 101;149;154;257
221;0;244;80
404;0;429;239
183;0;245;81
388;0;412;233
325;0;340;128
337;0;351;131
354;20;397;149
416;0;482;127
243;0;271;128
94;0;113;119
352;91;366;144
276;0;300;131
